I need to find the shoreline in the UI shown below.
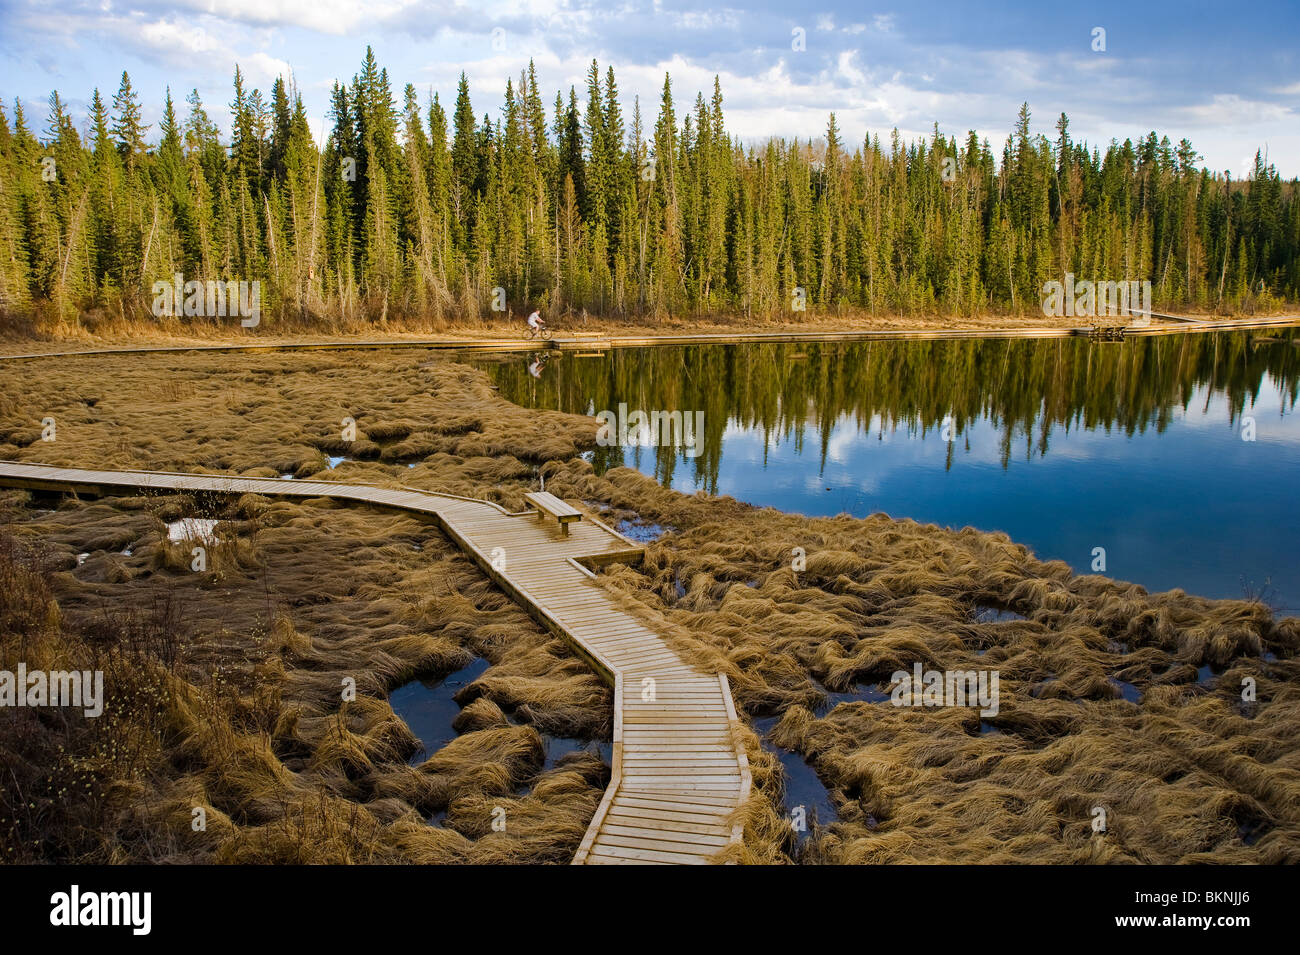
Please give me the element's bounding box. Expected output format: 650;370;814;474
2;312;1298;362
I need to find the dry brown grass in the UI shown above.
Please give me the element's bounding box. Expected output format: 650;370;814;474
0;490;612;863
0;349;593;487
0;354;614;863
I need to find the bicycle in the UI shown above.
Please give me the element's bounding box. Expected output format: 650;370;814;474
526;324;552;341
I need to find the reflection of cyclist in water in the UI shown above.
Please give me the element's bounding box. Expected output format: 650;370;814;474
527;352;550;378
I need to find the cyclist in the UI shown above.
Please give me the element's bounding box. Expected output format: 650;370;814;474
526;309;546;337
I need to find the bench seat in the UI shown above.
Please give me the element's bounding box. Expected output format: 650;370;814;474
524;491;583;536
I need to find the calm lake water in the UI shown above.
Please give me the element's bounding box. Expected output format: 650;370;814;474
481;329;1300;615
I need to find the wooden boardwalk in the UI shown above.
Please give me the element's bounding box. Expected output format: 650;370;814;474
4;313;1297;363
0;460;750;864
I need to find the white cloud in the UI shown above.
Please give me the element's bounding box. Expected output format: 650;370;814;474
164;0;423;35
2;0;1297;176
1178;93;1295;127
671;9;740;31
137;18;224;56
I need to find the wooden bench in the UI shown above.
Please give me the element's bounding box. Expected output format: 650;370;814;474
524;491;583;537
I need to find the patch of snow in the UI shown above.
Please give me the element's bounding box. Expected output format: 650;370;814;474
167;518;220;544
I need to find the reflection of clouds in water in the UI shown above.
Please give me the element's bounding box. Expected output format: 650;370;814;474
736;378;1300;471
1170;384;1300;445
741;377;1298;480
728;380;1298;477
1030;443;1094;462
717;427;768;465
835;475;881;497
825;421;856;464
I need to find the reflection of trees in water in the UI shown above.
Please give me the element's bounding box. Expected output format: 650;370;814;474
487;330;1300;492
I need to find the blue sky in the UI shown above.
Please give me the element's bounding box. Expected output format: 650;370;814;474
1;0;1297;176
